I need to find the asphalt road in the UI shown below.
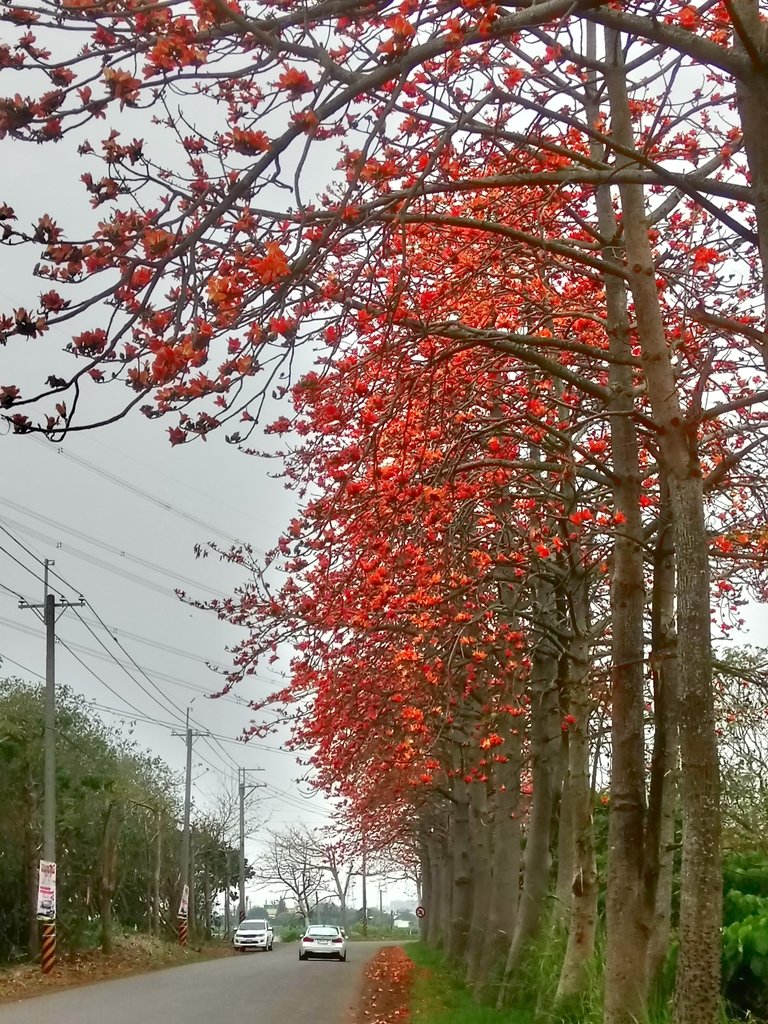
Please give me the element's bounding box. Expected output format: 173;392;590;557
0;942;389;1024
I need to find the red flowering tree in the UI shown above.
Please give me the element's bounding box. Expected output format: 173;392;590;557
4;5;768;1023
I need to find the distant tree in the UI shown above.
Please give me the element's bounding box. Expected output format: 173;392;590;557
256;827;327;926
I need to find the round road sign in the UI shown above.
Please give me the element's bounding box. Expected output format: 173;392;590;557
415;905;426;918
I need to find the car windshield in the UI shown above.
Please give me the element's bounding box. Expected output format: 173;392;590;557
240;921;267;931
307;927;340;937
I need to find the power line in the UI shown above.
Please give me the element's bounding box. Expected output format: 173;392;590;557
0;613;257;710
81;434;281;533
0;514;261;779
33;438;264;553
0;579;28;603
55;638;157;722
0;651;44;679
0;656;292;760
0;504;231;599
0;541;50;591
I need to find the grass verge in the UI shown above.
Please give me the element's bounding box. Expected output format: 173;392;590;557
405;943;534;1024
0;933;233;1003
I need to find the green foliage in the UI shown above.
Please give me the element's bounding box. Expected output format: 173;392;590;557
0;678;181;961
407;936;745;1024
278;926;302;943
722;853;768;1020
406;943;527;1024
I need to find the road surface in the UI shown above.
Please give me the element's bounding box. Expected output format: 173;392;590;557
0;942;389;1024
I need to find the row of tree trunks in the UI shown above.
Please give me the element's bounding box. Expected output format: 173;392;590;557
497;574;561;1003
446;775;473;963
464;781;492;986
604;31;721;1024
555;568;598;1006
100;800;125;955
477;715;523;997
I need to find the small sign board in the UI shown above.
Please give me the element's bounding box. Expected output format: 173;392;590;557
415;905;426;919
36;860;56;921
178;884;189;919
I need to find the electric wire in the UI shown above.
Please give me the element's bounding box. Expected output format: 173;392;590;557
32;438;266;553
0;541;50;591
0;579;28;603
0;516;274;780
0;653;291;760
82;434;280;532
0;505;230;599
0;520;286;689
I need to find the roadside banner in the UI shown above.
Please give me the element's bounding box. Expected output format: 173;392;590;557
36;860;56;921
178;883;189;919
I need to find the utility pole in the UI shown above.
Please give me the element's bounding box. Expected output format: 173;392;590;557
361;836;368;938
238;768;265;923
224;857;231;938
239;771;245;923
19;559;83;974
172;708;209;946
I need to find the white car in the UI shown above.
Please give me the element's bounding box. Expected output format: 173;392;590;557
233;918;274;952
298;924;347;962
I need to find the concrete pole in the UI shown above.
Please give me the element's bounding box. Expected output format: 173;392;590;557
42;592;56;865
361;839;368;938
179;708;193;943
239;770;246;922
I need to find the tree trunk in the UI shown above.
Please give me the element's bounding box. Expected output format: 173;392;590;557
419;839;432;944
477;717;523;997
583;30;653;1021
152;816;161;938
553;726;575;928
203;852;212;941
464;781;492;986
100;801;125;955
605;33;721;1024
556;572;598;1005
498;576;560;1003
733;0;768;320
645;481;680;988
447;777;473;963
428;827;452;949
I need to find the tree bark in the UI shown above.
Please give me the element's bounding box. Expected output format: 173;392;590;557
425;828;450;948
733;0;768;321
553;724;575;928
464;780;492;986
152;814;161;938
498;575;560;1003
447;776;474;963
555;571;598;1005
605;33;722;1024
419;838;432;944
477;714;523;997
583;29;653;1021
100;801;125;955
645;480;680;988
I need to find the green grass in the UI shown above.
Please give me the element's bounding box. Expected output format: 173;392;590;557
406;943;536;1024
404;940;746;1024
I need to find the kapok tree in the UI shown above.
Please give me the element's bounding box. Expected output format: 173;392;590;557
4;6;768;1024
